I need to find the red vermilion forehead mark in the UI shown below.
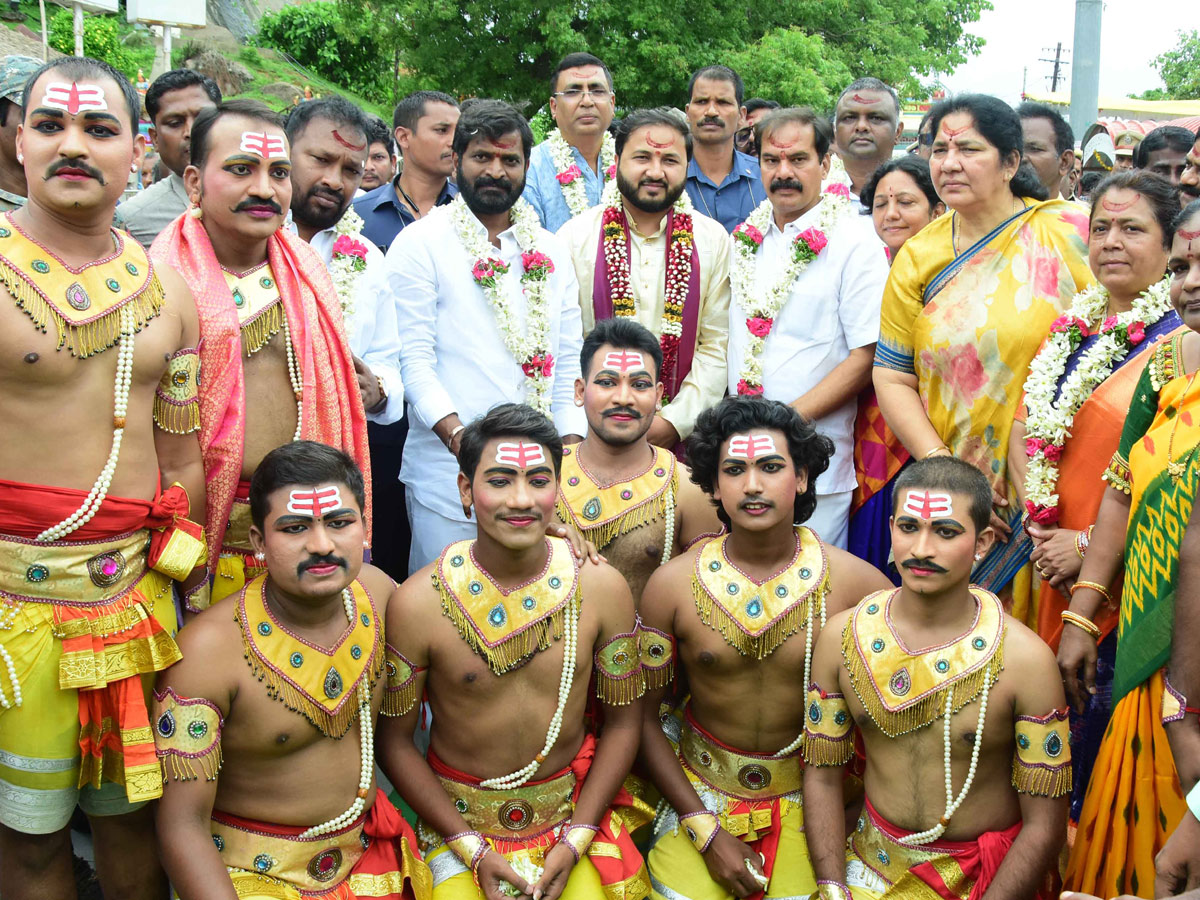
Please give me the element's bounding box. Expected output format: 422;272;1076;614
768;135;797;149
42;81;108;115
851;93;881;104
1178;228;1200;240
332;129;365;151
487;137;517;149
901;490;954;519
940;123;971;139
1101;196;1137;213
495;442;546;467
644;129;677;149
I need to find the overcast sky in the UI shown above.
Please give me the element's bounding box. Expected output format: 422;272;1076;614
941;0;1198;103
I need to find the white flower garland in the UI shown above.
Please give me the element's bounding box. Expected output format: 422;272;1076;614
547;128;616;218
729;194;853;393
329;207;370;323
1022;276;1173;519
451;195;556;415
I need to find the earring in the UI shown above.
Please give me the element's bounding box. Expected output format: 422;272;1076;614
188;204;203;220
574;398;583;406
130;162;137;173
254;551;265;562
974;553;983;561
15;153;22;164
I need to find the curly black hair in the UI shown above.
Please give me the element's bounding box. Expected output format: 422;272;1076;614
687;396;833;528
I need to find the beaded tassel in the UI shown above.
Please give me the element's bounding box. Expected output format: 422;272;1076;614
163;743;223;783
556;490;670;551
693;576;811;661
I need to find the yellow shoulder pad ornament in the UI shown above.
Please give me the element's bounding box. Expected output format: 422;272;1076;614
1012;708;1072;797
153;347;201;434
153;687;224;782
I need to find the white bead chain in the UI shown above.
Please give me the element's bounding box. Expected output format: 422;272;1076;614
773;564;826;759
481;593;579;790
281;312;304;442
300;588;373;838
660;489;676;567
0;644;22;709
898;673;992;846
37;305;136;542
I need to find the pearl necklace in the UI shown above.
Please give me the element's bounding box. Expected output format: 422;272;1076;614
660;489;676;567
773;547;827;758
0;599;21;707
300;587;373;838
897;672;992;845
480;592;579;790
281;312;304;442
36;304;136;543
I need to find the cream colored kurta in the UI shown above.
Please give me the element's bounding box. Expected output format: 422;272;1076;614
558;201;731;439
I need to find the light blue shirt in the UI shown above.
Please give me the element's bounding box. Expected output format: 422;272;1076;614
522;140;610;232
685;150;765;233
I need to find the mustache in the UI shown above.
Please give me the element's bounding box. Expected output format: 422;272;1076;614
700;117;724;127
1183;185;1200;198
473;175;514;192
234;197;283;214
638;178;668;190
306;185;344;206
297;553;349;576
770;178;804;192
44;157;106;184
602;407;643;419
900;557;948;574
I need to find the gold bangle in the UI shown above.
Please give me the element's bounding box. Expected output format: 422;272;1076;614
1069;580;1114;606
1061;609;1101;640
924;446;951;459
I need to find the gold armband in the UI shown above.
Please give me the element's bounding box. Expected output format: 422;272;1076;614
153;687;223;782
1103;452;1132;495
594;630;644;706
638;622;675;692
802;683;855;767
1012;708;1072;797
153;348;201;435
380;643;421;717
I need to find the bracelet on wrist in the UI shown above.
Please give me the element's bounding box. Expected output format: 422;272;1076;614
1074;529;1088;561
446;423;466;450
1069;580;1114;606
817;881;854;900
559;823;599;863
1061;609;1101;641
923;446;951;459
445;831;489;874
678;810;720;853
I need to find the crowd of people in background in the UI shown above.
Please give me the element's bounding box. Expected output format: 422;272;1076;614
1;44;1200;900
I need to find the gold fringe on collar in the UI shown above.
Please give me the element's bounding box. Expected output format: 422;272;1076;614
239;301;284;357
555;445;678;550
434;538;580;676
841;587;1005;738
236;577;385;739
691;526;828;660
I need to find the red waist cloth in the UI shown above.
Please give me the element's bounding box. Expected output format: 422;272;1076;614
865;798;1048;900
213;789;423;900
428;734;647;893
0;476;153;540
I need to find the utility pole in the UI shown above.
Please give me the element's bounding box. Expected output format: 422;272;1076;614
1070;0;1102;130
1038;42;1069;92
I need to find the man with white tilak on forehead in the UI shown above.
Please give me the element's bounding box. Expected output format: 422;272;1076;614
0;56;210;899
637;396;888;900
728;107;887;550
556;318;721;605
379;404;653;900
151;99;371;612
803;456;1071;900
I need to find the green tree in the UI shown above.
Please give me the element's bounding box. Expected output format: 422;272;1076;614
727;29;852;110
1149;30;1200;100
49;9;133;75
347;0;990;111
256;1;390;104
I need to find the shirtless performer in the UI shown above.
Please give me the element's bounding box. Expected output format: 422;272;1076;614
639;396;890;900
380;403;652;900
0;57;207;899
153;441;428;900
557;317;721;604
804;457;1071;900
151;99;370;610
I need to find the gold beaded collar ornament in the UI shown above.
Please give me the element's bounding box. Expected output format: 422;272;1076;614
0;211;163;358
434;538;580;675
842;587;1005;739
222;263;284;357
153;687;224;783
236;575;384;739
556;445;678;552
691;526;828;660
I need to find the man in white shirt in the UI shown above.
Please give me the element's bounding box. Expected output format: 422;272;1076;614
831;77;903;201
559;107;730;448
387;100;588;572
727;107;888;548
523;52;617;232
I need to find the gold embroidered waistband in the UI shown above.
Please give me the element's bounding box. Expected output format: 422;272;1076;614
0;528;149;606
850;805;967;892
212;810;367;894
434;767;575;842
679;716;801;801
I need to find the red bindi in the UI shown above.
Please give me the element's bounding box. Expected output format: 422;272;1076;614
332;129;365;151
1101;196;1137;213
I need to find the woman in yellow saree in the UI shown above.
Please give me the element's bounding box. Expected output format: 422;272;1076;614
873;94;1093;624
1058;199;1200;897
